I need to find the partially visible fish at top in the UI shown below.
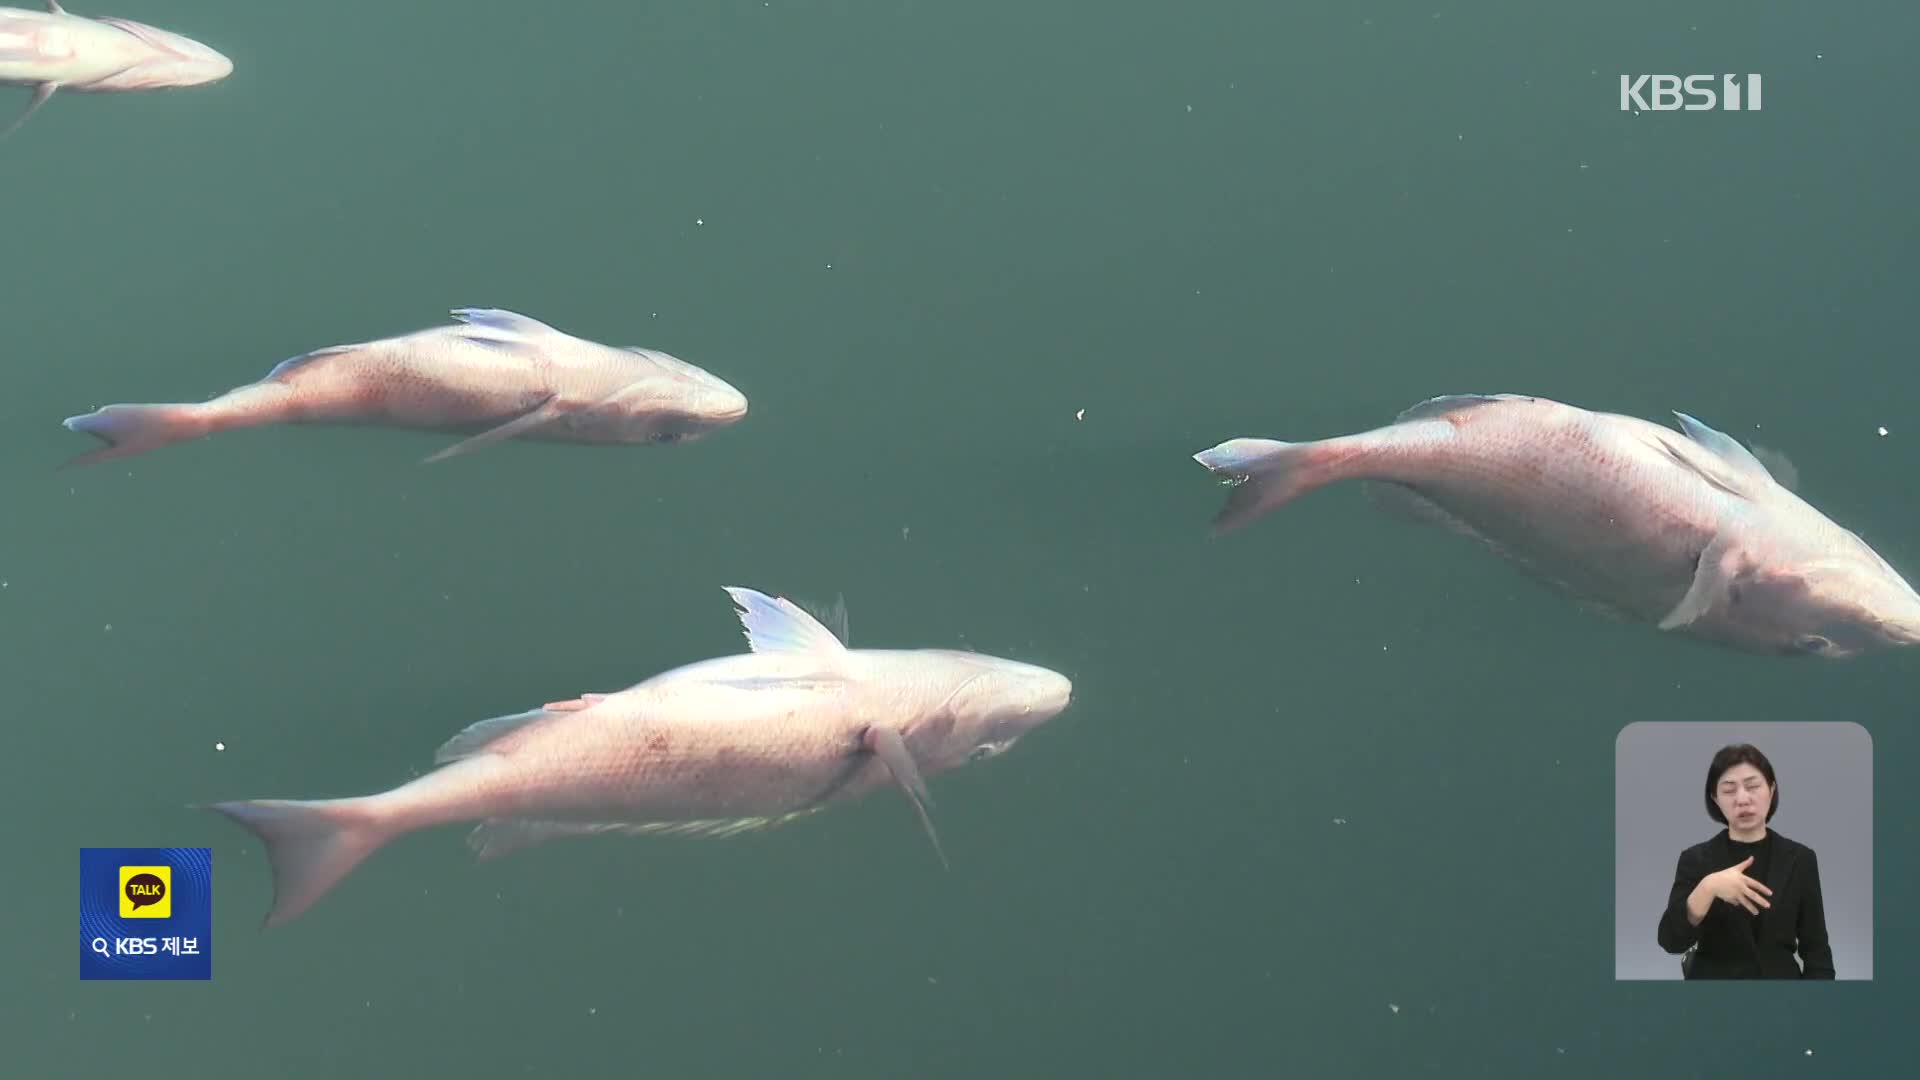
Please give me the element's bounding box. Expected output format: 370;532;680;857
200;586;1076;927
60;308;750;466
0;1;232;138
1191;393;1920;659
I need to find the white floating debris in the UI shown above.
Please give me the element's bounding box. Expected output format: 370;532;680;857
1389;1003;1400;1014
695;218;704;226
1878;426;1889;436
1075;408;1085;421
214;742;225;752
1333;817;1347;825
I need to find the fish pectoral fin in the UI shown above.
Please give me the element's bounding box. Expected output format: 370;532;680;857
1660;532;1745;630
864;725;948;870
421;394;566;464
2;83;56;140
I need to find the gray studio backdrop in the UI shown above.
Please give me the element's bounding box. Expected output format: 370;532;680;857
1614;721;1873;981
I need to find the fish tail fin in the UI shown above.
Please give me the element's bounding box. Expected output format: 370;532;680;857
1192;437;1333;533
60;403;211;467
200;797;393;928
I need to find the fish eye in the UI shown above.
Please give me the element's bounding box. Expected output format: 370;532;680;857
1791;634;1835;655
967;744;997;762
649;431;684;445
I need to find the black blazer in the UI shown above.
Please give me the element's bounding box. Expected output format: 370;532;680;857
1656;829;1835;979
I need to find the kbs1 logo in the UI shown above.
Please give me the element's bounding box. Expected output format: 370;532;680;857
80;847;212;980
1620;74;1763;112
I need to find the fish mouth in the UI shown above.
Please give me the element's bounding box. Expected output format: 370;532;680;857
98;19;233;81
1880;615;1920;647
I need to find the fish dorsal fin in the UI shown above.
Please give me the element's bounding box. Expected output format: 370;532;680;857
433;705;554;764
449;308;560;340
1672;412;1779;487
1394;393;1534;424
1651;426;1765;502
46;2;65;14
265;344;355;380
802;594;849;645
1751;445;1800;492
723;586;849;655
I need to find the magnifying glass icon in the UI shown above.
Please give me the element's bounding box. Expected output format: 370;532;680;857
90;937;110;958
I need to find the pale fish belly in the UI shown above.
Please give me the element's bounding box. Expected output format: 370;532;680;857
478;720;890;828
258;349;563;433
1369;415;1732;623
0;23;57;79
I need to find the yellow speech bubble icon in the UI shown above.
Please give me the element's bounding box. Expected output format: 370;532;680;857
119;865;171;918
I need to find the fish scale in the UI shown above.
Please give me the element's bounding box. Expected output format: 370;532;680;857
2;2;231;136
202;586;1074;927
1194;393;1920;658
60;307;749;465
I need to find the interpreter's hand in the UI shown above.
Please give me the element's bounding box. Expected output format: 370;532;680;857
1704;855;1773;914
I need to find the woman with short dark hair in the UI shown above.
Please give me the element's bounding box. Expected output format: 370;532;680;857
1656;743;1835;978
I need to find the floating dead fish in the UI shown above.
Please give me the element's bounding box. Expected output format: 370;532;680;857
203;586;1074;926
1;1;231;137
62;307;749;466
1193;393;1920;658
